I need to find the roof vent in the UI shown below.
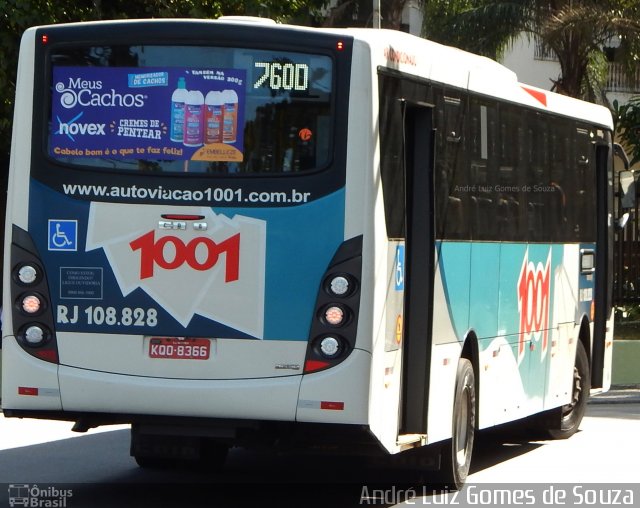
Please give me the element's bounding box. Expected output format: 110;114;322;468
216;16;277;24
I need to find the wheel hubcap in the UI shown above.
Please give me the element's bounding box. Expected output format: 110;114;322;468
455;383;471;465
563;365;582;418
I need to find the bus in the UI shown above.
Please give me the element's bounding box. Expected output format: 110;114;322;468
2;17;622;487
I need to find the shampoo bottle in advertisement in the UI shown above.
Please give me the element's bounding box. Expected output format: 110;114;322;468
222;89;239;144
183;90;205;147
170;77;188;142
205;91;224;144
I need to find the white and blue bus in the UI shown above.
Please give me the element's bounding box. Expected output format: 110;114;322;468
2;17;620;487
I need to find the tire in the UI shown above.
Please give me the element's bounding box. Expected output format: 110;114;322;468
547;341;590;440
436;358;476;489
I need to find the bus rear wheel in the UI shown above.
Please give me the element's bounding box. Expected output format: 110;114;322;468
436;358;476;489
547;341;590;440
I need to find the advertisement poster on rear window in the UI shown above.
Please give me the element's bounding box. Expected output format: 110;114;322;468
50;67;245;162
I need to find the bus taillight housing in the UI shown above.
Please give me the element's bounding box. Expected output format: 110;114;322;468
304;236;362;373
10;226;59;363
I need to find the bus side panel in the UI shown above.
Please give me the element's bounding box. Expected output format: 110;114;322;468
367;242;405;453
4;29;35;236
335;40;398;435
427;242;470;437
545;244;582;409
2;30;37;406
426;262;462;442
602;316;613;391
58;366;301;420
1;338;61;410
438;241;584;430
426;342;461;444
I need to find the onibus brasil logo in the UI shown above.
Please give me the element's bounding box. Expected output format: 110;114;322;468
8;484;72;507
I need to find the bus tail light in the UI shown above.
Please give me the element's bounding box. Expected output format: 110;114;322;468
17;264;40;284
304;359;331;372
10;226;59;364
20;294;44;314
22;324;49;346
304;236;362;374
328;275;351;296
323;305;346;326
318;335;342;357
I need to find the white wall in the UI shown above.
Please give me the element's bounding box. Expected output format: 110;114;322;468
500;36;560;90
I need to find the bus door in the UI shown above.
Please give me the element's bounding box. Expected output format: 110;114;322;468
591;141;615;389
400;102;436;434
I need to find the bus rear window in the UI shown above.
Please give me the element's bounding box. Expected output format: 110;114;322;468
48;45;333;174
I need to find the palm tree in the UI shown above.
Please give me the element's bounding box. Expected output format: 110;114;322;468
423;0;640;102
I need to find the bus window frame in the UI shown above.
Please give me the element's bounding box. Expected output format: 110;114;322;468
37;33;348;181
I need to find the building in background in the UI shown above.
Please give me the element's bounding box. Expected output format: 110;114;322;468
500;34;640;111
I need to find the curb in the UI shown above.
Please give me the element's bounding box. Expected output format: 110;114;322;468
588;385;640;405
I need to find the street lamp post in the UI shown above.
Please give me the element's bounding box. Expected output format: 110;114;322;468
373;0;381;28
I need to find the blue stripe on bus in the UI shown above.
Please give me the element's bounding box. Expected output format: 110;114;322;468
217;188;345;340
438;241;567;346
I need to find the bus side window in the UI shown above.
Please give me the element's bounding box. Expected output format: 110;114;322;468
496;105;526;241
574;126;597;241
435;90;469;240
468;99;493;241
378;74;406;239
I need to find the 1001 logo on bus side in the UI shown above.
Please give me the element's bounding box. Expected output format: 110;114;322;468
517;249;551;362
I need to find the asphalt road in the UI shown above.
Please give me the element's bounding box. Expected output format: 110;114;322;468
0;397;637;508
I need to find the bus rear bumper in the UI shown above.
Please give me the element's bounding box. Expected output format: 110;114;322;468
2;338;372;427
57;364;302;421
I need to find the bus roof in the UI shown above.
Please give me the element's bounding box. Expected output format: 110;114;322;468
28;18;613;129
338;27;613;130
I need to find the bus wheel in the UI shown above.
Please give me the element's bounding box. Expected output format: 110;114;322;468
436;358;476;489
547;341;590;440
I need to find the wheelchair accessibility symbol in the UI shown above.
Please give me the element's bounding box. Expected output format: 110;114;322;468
395;245;405;291
48;220;78;251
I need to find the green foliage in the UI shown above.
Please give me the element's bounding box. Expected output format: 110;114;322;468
613;96;640;166
0;0;328;170
581;49;610;104
422;1;640;102
424;0;532;59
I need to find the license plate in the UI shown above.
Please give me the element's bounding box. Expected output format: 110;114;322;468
148;337;210;360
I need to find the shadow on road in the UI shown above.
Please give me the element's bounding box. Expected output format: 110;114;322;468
0;425;557;508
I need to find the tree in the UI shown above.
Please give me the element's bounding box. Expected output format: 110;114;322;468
613;96;640;166
423;0;640;102
0;0;327;170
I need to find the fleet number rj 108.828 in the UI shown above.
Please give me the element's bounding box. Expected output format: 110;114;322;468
57;305;158;327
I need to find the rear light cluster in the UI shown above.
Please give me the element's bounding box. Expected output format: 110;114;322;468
304;236;362;373
10;226;59;363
